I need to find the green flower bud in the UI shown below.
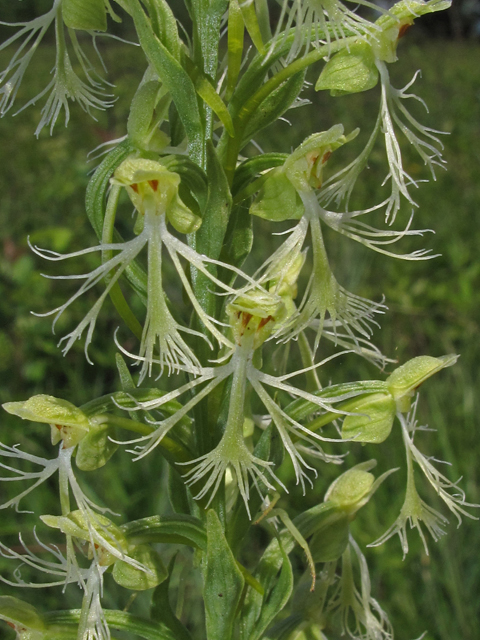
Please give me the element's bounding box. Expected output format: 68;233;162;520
0;597;45;640
341;392;396;443
62;0;107;32
111;158;202;233
386;354;458;413
324;462;376;512
227;290;287;348
3;395;90;449
112;544;167;590
41;511;127;567
315;43;379;96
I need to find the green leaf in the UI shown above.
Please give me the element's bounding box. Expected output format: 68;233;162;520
45;610;180;640
226;0;245;101
62;0;107;31
115;353;135;391
146;0;182;60
195;75;235;137
239;538;293;640
151;556;193;640
232;153;288;197
218;205;253;286
128;1;204;163
127;80;165;150
0;596;45;636
121;514;207;551
168;465;193;515
113;544;167;590
80;389;185;420
189;0;229;79
85;140;134;240
243;70;306;144
238;0;265;53
204;509;245;640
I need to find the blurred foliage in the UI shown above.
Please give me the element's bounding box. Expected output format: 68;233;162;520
0;34;479;640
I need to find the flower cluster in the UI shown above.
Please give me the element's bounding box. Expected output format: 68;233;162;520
1;1;476;640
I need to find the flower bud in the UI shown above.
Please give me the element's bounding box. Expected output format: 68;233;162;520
386;354;458;413
341;392;396;443
324;462;376;512
112;158;202;233
315;43;379;96
0;596;45;640
3;395;90;449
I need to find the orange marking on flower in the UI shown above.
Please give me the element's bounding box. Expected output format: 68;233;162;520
241;312;253;328
131;183;139;193
322;151;332;164
148;179;159;191
398;23;412;39
258;315;274;330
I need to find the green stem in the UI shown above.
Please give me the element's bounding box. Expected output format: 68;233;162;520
221;348;249;449
297;331;322;392
223;36;357;183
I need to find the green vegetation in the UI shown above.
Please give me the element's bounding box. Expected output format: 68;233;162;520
0;37;478;639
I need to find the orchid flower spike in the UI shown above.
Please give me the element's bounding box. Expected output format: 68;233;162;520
370;397;478;557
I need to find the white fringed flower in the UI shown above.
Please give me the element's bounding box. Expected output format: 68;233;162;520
326;536;393;640
0;0;114;136
321;61;447;224
122;291;357;513
370;401;478;556
258;198;385;353
271;0;381;62
31;159;252;380
0;534;110;640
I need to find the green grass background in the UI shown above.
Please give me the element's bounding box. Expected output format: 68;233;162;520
0;35;479;639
